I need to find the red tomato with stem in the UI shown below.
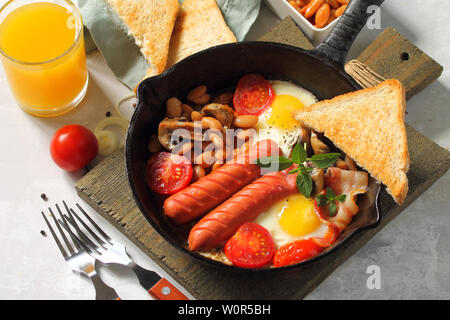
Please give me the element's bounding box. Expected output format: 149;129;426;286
146;152;193;195
224;222;275;268
233;74;275;116
50;124;99;172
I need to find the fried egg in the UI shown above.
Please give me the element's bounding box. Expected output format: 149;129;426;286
253;193;329;248
248;81;323;248
255;80;317;157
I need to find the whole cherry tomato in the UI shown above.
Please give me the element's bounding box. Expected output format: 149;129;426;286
50;124;99;172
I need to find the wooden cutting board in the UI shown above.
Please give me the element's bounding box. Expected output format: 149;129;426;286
76;18;449;300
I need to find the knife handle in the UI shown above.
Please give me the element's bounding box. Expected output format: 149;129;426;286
148;278;189;300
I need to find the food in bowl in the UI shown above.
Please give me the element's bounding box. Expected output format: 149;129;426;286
286;0;350;29
144;75;409;269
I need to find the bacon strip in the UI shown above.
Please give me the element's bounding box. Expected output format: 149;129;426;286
324;167;369;232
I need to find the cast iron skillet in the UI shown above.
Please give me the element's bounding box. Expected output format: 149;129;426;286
126;0;385;272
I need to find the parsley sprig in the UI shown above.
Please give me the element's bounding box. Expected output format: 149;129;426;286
316;187;347;217
256;142;340;198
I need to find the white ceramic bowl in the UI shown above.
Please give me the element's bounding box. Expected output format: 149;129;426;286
264;0;341;46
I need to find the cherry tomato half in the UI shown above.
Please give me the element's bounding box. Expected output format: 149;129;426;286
233;74;275;116
224;222;275;268
50;124;99;172
146;152;193;195
273;239;324;267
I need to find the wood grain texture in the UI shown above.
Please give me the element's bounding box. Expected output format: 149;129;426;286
75;18;450;299
259;17;314;50
345;27;443;99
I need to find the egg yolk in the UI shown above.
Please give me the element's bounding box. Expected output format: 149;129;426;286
278;194;321;236
259;94;304;130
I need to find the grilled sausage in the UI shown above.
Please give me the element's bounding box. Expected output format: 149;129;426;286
163;139;281;225
188;169;298;251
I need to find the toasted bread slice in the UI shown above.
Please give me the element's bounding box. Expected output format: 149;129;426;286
165;0;237;70
293;79;410;205
105;0;179;78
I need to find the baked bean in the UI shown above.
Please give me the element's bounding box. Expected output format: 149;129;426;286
166;97;182;118
214;148;224;162
191;111;203;122
329;8;337;23
192;124;204;142
212;92;234;105
233;115;258;128
196;150;215;168
209;132;223;148
192;93;210;105
187;85;207;102
326;0;340;8
304;0;324;18
202;117;223;131
188;85;210;105
290;0;309;7
192;165;206;182
300;5;308;14
335;4;347;17
315;3;330;28
288;0;348;29
181;104;194;119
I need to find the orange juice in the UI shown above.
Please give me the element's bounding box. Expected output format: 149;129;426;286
0;1;88;117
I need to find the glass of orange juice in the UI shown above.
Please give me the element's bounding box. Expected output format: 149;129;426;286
0;0;88;117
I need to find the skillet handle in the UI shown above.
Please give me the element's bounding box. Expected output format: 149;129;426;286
311;0;384;67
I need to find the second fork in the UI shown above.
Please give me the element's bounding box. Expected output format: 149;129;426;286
42;204;120;300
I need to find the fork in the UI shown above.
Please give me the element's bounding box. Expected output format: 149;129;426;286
60;201;188;300
41;204;120;300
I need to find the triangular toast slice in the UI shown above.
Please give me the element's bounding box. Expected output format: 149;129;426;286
105;0;179;77
293;79;410;205
165;0;237;70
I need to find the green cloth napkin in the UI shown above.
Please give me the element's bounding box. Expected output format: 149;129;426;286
76;0;261;90
216;0;262;41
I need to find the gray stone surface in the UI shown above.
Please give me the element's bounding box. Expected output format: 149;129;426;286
306;172;450;300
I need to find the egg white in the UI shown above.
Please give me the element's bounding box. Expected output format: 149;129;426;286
253;195;329;249
269;80;318;106
253;80;317;158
